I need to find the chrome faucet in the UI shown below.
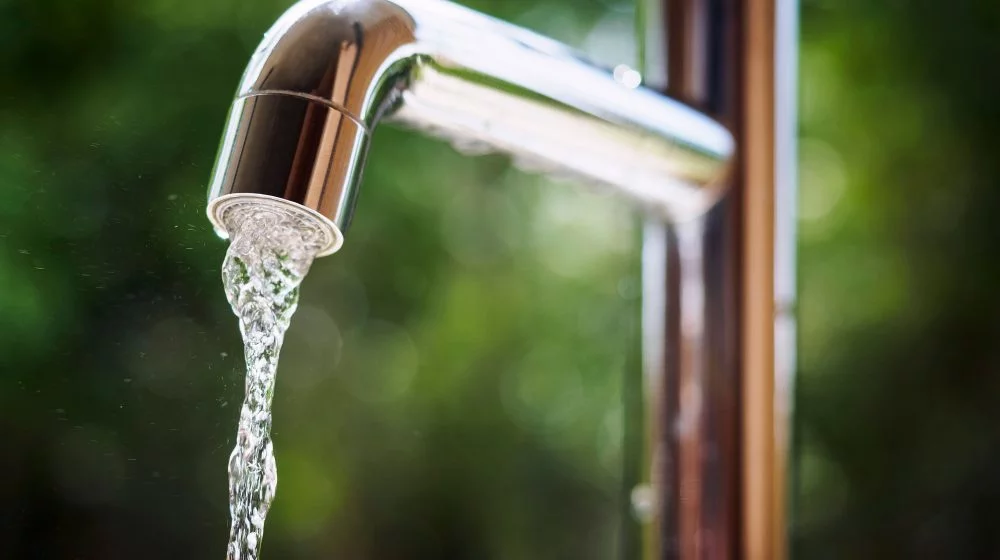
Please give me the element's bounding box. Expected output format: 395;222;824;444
205;0;733;252
206;0;738;557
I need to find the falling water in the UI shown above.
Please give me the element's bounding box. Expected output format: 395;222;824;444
219;200;331;560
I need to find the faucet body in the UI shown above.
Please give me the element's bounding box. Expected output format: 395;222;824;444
207;0;733;255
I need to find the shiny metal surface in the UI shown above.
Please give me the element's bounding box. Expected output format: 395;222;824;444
772;0;799;556
207;0;735;249
640;0;741;558
640;0;796;558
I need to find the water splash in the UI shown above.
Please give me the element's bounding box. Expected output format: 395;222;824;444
219;200;331;560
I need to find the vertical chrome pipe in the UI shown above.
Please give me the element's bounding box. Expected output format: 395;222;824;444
638;0;796;558
772;0;798;555
640;0;742;558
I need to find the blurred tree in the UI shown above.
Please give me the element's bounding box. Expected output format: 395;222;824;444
796;0;1000;558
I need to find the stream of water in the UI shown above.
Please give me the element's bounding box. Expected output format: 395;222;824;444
219;201;330;560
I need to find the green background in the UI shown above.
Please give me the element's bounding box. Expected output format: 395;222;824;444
2;0;1000;558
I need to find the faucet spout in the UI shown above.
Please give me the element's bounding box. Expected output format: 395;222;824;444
206;0;734;256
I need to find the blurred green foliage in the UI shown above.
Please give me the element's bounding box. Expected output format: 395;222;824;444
795;0;1000;557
